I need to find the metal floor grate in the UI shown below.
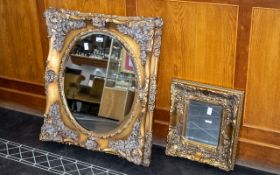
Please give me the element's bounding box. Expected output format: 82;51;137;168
0;138;127;175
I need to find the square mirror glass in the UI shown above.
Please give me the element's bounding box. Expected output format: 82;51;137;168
185;100;222;147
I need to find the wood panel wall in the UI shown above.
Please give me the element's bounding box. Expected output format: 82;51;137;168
0;0;279;173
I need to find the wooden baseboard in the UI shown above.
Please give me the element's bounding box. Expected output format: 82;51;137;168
237;138;280;174
0;76;45;115
0;87;45;116
0;76;45;95
240;125;280;146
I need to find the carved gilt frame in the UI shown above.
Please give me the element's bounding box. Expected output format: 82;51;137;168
166;79;244;171
40;8;163;166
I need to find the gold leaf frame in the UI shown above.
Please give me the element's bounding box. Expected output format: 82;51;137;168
40;8;163;166
166;79;244;171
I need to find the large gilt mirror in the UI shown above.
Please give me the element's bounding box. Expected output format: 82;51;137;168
40;8;163;166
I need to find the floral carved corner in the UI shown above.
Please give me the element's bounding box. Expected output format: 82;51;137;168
45;8;86;51
108;118;144;165
40;102;78;143
117;18;163;65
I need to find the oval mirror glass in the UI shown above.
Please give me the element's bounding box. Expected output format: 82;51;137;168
63;33;137;133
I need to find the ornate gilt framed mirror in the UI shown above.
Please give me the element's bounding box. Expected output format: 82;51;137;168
166;79;244;171
40;8;163;166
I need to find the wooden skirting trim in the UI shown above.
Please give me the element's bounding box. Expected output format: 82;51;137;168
0;76;45;96
0;77;45;115
154;119;169;126
153;121;169;142
240;125;280;146
0;87;45;116
154;107;170;122
237;138;280;174
239;138;280;150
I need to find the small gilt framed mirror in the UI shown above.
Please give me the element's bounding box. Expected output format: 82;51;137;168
166;79;244;171
40;8;163;166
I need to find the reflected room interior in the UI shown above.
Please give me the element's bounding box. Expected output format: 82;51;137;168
64;33;137;133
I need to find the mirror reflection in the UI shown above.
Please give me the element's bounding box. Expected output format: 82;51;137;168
64;33;137;133
184;100;222;147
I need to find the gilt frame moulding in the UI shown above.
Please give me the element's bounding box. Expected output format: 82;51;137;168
166;79;244;171
40;8;163;166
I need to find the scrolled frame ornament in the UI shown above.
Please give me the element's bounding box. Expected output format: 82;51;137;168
40;8;163;166
166;79;244;171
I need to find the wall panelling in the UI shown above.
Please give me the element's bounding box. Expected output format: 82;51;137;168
237;8;280;171
244;8;280;131
0;0;44;83
136;0;238;110
0;0;279;173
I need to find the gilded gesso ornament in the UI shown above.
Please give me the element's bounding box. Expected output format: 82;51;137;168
143;131;152;166
166;79;244;171
84;137;98;150
92;15;106;28
40;102;78;142
45;8;86;51
117;18;163;65
108;118;143;165
40;8;163;166
148;75;157;111
44;68;57;94
45;69;57;83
